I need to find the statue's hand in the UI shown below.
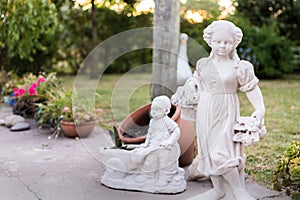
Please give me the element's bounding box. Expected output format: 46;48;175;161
140;140;149;148
160;140;172;149
251;109;265;126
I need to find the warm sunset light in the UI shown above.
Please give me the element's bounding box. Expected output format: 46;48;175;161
134;0;155;15
75;0;234;21
185;10;207;23
218;0;235;19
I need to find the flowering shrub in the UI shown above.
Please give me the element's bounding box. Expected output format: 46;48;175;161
273;141;300;199
12;72;58;101
36;90;71;127
14;79;41;97
9;72;63;117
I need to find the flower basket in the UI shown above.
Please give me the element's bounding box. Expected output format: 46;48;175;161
13;97;44;118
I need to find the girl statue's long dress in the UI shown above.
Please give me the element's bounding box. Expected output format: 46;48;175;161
193;58;259;177
182;20;265;200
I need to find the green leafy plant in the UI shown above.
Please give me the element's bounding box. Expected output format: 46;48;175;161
61;97;99;125
37;90;102;136
0;0;59;75
36;90;71;127
226;17;295;78
1;71;18;96
273;141;300;199
10;72;63;117
0;70;8;93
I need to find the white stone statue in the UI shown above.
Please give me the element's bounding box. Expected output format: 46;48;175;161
178;20;266;200
100;95;186;194
171;76;199;121
177;33;193;85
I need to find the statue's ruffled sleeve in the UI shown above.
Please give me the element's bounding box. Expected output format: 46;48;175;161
237;60;259;93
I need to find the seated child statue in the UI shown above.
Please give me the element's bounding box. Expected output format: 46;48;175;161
100;95;186;194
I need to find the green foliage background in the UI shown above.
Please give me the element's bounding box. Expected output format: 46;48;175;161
0;0;299;78
0;0;60;74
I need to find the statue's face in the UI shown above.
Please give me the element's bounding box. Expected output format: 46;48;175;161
211;31;234;57
150;105;166;119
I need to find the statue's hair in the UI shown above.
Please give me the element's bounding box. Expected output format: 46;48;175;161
203;20;243;61
152;95;171;113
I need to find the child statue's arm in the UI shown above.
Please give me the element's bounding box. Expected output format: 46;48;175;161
160;126;181;149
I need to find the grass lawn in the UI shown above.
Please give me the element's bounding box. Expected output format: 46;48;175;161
61;73;300;189
240;74;300;189
61;73;152;130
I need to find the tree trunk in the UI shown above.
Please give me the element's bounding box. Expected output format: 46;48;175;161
152;0;180;99
90;0;99;79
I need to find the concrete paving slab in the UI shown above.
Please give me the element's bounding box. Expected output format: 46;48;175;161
0;105;289;200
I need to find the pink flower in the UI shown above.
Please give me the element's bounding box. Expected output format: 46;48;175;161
18;88;25;96
38;76;45;84
31;82;38;88
28;86;37;96
13;88;19;97
62;107;71;113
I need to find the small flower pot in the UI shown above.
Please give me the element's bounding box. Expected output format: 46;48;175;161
61;120;95;138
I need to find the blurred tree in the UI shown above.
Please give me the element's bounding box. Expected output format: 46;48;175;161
226;16;295;78
181;0;221;23
234;0;300;44
0;0;59;74
55;1;153;74
68;0;137;78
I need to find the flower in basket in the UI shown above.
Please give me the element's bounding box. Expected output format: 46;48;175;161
12;72;63;118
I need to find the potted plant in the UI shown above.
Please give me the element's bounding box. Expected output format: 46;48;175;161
37;90;100;138
60;98;99;138
5;72;61;118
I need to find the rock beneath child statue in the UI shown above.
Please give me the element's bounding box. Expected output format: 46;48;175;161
10;122;30;131
0;115;26;128
100;96;186;194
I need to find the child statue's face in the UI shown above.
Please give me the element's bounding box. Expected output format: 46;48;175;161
150;105;166;119
211;31;234;57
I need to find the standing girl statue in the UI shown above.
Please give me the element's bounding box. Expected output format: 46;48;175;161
184;20;266;200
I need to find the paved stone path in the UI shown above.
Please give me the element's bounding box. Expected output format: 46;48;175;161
0;105;289;200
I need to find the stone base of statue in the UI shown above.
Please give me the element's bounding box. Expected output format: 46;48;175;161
101;167;186;194
99;147;186;194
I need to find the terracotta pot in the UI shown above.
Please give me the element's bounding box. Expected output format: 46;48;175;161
61;121;95;138
118;103;195;166
176;118;196;167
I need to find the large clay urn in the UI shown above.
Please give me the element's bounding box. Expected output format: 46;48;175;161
118;103;195;166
